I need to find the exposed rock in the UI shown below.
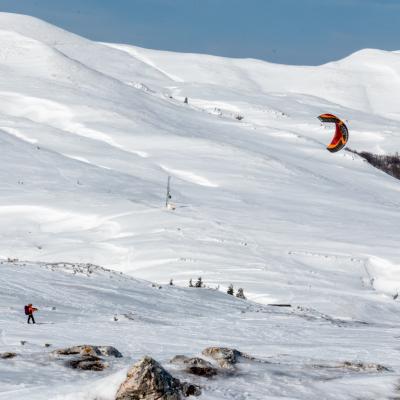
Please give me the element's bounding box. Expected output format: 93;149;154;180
116;356;200;400
202;347;252;369
181;382;201;397
53;345;122;358
54;345;96;357
171;355;217;377
67;355;107;371
1;352;17;359
116;356;181;400
340;361;389;372
97;346;123;358
186;362;217;378
312;361;390;372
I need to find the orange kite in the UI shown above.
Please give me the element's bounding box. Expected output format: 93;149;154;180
318;114;349;153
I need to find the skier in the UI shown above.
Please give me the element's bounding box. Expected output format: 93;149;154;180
25;304;38;324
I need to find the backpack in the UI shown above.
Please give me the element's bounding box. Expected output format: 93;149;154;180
24;305;30;315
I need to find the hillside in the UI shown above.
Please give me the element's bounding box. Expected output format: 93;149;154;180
1;260;398;400
0;12;400;399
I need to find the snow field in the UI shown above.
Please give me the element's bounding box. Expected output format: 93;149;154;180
0;12;400;399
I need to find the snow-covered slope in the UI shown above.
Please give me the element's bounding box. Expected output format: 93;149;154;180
1;260;399;400
108;44;400;117
1;12;400;399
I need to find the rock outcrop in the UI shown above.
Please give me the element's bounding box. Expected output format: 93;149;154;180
116;356;200;400
67;355;107;371
171;355;217;377
202;347;250;369
53;345;122;358
312;361;390;372
340;361;389;372
97;346;123;358
181;382;202;397
0;352;17;359
53;345;121;372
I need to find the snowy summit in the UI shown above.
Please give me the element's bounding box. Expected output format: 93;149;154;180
0;12;400;400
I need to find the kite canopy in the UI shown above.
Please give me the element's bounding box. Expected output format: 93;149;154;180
318;114;349;153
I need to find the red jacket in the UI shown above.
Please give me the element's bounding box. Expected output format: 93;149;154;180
28;306;37;314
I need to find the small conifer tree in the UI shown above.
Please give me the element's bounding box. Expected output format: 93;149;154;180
236;288;246;300
189;278;193;287
227;284;234;295
195;277;203;288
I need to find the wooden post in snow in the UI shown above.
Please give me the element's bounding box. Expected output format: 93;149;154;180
165;176;171;208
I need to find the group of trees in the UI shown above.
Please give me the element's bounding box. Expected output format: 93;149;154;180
170;277;247;299
347;149;400;180
227;284;246;299
188;277;204;288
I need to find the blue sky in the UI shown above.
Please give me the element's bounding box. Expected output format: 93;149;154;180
0;0;399;65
